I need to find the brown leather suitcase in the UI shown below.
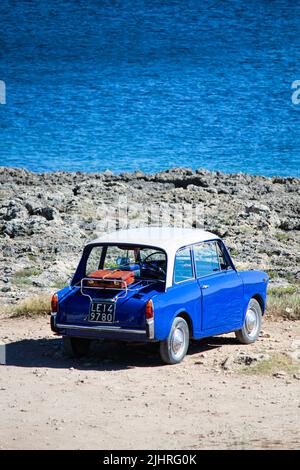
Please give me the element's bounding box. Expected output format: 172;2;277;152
86;269;135;288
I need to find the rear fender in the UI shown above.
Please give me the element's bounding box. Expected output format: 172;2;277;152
239;270;268;318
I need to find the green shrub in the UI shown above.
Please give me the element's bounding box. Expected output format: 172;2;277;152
12;267;42;286
274;232;289;241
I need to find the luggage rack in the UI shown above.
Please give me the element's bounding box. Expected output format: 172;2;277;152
80;277;160;302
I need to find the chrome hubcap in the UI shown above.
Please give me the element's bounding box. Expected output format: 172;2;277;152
245;308;258;337
171;327;185;358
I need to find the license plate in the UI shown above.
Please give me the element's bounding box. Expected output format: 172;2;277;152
89;301;116;323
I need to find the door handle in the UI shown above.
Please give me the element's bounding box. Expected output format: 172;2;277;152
201;284;209;289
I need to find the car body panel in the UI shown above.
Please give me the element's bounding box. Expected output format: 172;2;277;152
198;270;244;332
239;269;268;315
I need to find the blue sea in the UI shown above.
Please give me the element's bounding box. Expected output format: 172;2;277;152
0;0;300;177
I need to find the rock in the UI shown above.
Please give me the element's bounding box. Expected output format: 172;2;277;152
2;245;15;257
279;218;300;231
267;212;281;227
245;203;271;214
217;187;231;195
73;185;81;196
287;350;300;362
272;177;287;185
285;307;294;315
222;352;270;370
240;353;270;366
25;203;57;221
222;356;235;370
259;331;271;338
103;169;113;177
290;340;300;350
2;220;33;238
273;371;287;379
2;201;27;221
1;286;11;292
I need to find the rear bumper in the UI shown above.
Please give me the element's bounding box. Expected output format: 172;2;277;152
50;313;59;333
52;315;150;342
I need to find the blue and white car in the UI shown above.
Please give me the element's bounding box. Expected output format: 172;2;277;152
50;227;268;364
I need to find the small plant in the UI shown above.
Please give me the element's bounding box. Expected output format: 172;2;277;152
52;279;68;290
274;232;289;241
286;271;298;283
268;285;298;296
12;267;42;286
266;269;277;280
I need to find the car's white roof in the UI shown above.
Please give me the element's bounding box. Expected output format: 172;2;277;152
88;227;218;252
88;227;219;289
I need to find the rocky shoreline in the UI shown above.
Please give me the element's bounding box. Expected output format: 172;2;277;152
0;166;299;306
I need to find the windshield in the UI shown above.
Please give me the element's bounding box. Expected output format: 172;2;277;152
85;245;167;282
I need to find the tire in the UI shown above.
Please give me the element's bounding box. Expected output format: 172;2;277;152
160;317;190;364
62;336;91;358
235;298;262;344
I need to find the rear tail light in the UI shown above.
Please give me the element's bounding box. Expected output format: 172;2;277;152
51;293;59;313
145;299;154;320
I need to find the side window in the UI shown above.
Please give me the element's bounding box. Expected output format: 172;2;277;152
194;242;220;277
216;241;231;271
174;247;194;283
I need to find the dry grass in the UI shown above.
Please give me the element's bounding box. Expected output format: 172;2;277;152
239;352;300;376
9;293;52;318
267;286;300;320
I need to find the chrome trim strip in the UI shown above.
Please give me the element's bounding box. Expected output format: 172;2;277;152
56;323;146;335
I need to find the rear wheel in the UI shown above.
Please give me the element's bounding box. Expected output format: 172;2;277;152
62;336;91;358
235;298;262;344
160;317;190;364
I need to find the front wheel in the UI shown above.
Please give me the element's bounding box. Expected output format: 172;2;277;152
62;336;91;358
160;317;190;364
235;298;262;344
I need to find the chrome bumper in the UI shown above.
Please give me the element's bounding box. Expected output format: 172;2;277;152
55;322;147;335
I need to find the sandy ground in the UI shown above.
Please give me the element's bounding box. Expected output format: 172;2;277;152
0;316;299;450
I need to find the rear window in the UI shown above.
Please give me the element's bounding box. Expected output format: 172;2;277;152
174;247;194;283
85;244;167;281
86;246;103;276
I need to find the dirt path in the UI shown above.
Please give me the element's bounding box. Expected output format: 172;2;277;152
0;316;299;450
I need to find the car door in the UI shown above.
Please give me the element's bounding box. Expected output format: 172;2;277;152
194;241;244;332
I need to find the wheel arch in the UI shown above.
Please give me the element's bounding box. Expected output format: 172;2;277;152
251;294;266;314
175;310;194;338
